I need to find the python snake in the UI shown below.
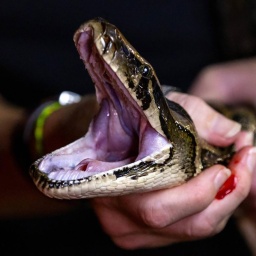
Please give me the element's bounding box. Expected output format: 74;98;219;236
29;17;256;199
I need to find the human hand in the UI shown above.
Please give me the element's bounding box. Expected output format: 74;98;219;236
0;95;27;152
29;94;99;160
89;92;256;250
189;57;256;190
0;95;84;218
189;58;256;253
189;57;256;106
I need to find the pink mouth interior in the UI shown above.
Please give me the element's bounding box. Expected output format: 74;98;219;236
39;28;169;180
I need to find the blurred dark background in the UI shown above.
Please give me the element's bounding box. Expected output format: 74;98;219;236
2;0;256;109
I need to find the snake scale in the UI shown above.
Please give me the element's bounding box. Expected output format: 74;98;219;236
29;17;256;199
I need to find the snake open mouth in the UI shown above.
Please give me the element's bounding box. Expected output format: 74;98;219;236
30;18;249;199
37;26;170;182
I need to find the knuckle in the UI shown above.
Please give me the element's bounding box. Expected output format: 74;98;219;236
139;200;170;228
199;66;224;86
171;93;207;117
184;96;207;117
195;221;217;238
188;216;224;239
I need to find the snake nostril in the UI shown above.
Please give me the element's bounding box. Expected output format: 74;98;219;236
101;34;112;54
121;42;130;57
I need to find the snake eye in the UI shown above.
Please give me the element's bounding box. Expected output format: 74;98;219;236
139;64;152;79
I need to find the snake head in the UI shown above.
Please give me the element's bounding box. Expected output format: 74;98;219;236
29;18;203;199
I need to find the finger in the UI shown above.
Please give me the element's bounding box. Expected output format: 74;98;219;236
117;164;232;229
166;92;241;146
112;230;178;249
91;196;142;235
188;65;228;101
91;147;256;250
187;146;255;235
249;167;256;201
151;146;256;240
189;59;256;105
91;165;232;238
234;131;254;151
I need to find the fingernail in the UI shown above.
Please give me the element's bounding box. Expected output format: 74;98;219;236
214;167;232;190
242;131;254;146
247;147;256;173
225;122;241;138
161;85;180;96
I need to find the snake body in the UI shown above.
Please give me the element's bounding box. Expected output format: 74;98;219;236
29;17;255;199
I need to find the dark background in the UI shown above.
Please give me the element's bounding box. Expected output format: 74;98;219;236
1;0;223;108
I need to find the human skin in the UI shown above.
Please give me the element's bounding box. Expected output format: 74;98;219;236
189;57;256;254
2;88;254;249
89;92;256;249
